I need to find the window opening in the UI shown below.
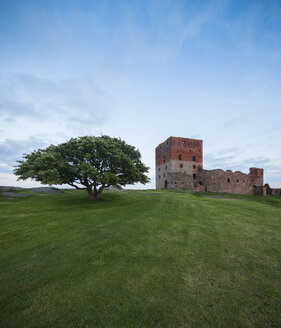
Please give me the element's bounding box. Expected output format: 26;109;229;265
192;156;196;161
179;154;182;160
227;178;230;183
193;173;196;180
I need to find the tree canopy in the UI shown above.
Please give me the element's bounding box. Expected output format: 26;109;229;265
14;135;150;200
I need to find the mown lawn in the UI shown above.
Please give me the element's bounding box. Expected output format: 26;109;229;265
0;189;280;327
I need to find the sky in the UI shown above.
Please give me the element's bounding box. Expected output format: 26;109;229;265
0;0;281;189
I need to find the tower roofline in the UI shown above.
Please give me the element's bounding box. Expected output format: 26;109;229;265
156;136;203;149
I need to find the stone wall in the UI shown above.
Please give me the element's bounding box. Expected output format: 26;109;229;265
156;136;266;196
271;188;281;196
156;136;203;189
198;169;264;195
265;184;281;196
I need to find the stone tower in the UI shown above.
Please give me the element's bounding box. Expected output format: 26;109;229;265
155;136;203;189
249;167;264;186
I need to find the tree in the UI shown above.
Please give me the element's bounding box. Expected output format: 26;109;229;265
14;135;150;200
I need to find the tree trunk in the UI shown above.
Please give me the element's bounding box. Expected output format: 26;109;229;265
87;187;101;201
87;188;95;201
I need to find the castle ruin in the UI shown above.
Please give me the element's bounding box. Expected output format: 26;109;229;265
155;136;266;196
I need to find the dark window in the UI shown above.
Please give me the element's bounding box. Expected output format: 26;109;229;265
236;179;239;183
193;165;196;169
189;150;192;153
199;181;202;185
167;141;168;144
227;178;230;183
165;165;167;169
158;167;160;171
159;175;160;179
165;180;168;188
192;156;196;161
179;164;183;168
193;173;196;180
179;154;182;160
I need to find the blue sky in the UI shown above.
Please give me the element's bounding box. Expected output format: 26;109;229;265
0;0;281;188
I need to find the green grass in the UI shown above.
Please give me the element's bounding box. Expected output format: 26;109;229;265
0;189;280;328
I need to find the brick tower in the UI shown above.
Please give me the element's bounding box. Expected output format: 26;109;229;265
155;136;203;189
249;167;264;186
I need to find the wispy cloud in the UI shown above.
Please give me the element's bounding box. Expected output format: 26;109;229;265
0;74;111;140
0;137;47;169
0;74;112;181
0;74;109;123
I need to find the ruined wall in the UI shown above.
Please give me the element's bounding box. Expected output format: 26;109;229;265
271;188;281;196
159;172;202;190
155;138;171;189
198;169;264;195
168;137;203;169
265;184;281;196
156;136;203;189
156;136;265;195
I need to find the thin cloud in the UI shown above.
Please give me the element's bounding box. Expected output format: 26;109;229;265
0;74;111;141
0;74;109;123
0;74;112;178
0;137;48;168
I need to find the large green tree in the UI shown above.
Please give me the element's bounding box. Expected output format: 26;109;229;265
14;136;150;200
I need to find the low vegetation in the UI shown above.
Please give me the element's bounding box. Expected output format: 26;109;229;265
1;189;280;327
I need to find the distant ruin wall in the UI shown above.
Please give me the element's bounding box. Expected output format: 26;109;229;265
198;169;264;195
160;169;265;195
265;184;281;196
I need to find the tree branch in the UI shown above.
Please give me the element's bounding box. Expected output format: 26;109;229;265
67;182;87;190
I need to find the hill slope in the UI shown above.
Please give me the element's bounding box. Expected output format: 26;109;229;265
1;189;280;327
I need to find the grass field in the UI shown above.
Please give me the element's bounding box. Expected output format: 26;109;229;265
0;189;280;327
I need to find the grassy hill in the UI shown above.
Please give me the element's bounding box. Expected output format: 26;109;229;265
1;189;280;327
